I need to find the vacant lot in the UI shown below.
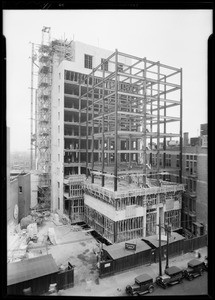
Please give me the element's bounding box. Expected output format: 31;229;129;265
12;216;101;289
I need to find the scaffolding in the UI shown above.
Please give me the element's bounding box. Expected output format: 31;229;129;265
30;26;74;209
79;50;183;192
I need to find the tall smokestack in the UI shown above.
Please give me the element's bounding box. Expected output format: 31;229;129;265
183;132;189;146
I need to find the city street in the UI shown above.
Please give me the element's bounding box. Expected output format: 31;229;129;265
59;246;207;297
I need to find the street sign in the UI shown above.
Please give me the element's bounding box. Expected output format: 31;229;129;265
125;242;136;251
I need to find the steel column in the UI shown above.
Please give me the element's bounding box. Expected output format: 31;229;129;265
179;68;183;183
114;50;118;191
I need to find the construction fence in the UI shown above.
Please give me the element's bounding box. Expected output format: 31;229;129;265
183;234;208;254
99;234;207;278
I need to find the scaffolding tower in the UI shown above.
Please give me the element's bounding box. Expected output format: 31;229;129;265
30;26;74;209
80;50;182;191
36;26;52;207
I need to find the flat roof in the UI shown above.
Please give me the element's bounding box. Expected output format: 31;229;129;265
103;239;151;260
135;274;153;283
188;259;203;268
142;231;185;248
7;254;59;286
165;266;182;275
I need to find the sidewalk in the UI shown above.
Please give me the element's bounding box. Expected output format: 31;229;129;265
59;246;207;296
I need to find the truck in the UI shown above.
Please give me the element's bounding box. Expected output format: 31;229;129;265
156;266;183;289
126;274;154;296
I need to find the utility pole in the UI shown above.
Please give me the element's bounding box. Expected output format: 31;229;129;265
158;216;162;276
165;223;171;270
157;218;172;275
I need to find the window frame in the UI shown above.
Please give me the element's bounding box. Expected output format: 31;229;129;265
84;54;93;69
101;58;108;71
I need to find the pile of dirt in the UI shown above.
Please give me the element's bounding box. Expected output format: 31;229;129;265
20;212;45;229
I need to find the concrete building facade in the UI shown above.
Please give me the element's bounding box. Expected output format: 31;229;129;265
50;41;130;214
9;171;39;223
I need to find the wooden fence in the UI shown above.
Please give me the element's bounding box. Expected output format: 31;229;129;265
99;234;207;278
57;263;74;290
183;234;207;254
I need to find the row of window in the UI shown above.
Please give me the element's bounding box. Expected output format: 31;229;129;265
186;155;197;161
84;54;124;71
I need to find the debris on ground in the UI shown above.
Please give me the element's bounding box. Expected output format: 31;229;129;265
8;218;99;291
71;225;82;232
27;223;38;238
52;213;62;226
47;227;57;245
20;215;34;229
57;212;71;225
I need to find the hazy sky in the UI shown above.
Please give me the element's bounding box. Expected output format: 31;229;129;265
3;10;212;152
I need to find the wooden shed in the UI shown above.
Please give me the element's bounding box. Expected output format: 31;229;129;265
142;231;185;263
7;254;59;295
100;239;152;277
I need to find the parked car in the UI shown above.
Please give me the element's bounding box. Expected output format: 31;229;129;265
126;274;154;296
156;266;183;289
183;259;205;280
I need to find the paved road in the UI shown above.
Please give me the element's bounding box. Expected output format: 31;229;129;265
145;271;208;296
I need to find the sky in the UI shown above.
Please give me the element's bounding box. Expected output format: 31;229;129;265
3;10;212;152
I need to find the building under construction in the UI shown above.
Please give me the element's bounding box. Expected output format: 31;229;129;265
31;27;184;243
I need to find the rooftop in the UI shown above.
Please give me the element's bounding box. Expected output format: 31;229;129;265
7;254;59;286
142;231;185;248
103;239;151;260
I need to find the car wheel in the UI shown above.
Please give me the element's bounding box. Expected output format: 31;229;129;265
148;286;154;293
189;275;194;281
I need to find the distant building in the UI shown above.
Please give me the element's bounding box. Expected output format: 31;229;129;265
190;137;201;147
167;124;207;236
200;123;207;148
200;123;207;136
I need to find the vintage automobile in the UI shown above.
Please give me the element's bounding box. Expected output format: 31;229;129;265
125;274;154;296
156;266;183;289
183;259;205;280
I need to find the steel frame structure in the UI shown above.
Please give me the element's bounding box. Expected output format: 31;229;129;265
80;50;182;192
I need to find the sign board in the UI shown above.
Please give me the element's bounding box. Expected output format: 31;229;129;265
125;242;136;251
104;263;111;268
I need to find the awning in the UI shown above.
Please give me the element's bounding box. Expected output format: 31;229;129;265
7;254;59;286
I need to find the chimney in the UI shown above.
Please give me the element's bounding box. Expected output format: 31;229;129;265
183;132;189;146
